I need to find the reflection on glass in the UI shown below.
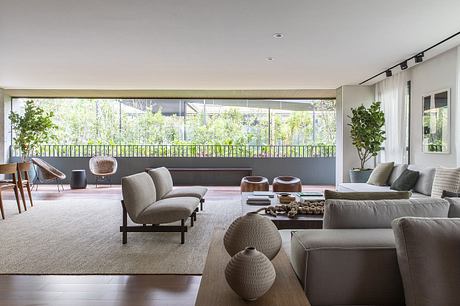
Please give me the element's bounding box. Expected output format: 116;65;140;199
422;90;449;153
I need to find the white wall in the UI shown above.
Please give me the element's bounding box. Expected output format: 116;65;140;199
336;85;375;184
409;47;458;167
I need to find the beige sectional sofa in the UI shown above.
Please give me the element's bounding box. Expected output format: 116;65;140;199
290;198;455;306
338;164;436;198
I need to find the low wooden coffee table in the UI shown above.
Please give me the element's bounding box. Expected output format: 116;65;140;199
241;192;323;229
195;229;311;306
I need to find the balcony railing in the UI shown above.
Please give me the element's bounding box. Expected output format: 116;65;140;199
11;144;336;158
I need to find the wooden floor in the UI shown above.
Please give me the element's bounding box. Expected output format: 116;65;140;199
0;184;332;306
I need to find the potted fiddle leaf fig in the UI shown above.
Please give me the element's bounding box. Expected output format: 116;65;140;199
348;101;385;183
9;100;57;161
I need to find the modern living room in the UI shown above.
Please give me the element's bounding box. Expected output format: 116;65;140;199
1;1;460;306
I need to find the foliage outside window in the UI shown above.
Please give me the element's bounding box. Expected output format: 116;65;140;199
11;98;336;147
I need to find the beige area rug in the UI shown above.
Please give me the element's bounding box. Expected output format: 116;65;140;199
0;198;242;274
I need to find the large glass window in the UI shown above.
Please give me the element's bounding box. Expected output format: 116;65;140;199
11;98;336;158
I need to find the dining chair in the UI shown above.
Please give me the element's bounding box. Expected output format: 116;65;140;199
17;162;34;208
0;163;22;219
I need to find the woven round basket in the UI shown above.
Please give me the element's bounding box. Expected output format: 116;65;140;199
224;212;282;260
225;247;276;301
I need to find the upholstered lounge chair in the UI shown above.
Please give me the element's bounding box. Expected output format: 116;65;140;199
31;158;66;192
148;167;207;211
89;156;117;187
121;172;200;244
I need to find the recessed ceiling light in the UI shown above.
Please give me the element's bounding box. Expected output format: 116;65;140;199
266;57;274;61
273;33;284;38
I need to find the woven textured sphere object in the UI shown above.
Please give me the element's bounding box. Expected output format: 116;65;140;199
225;247;276;301
224;212;282;260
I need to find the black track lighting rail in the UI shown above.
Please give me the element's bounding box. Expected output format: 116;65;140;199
360;31;460;85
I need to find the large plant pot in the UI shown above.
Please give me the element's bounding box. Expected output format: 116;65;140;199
349;169;373;183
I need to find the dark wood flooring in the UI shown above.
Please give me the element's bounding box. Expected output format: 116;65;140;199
0;184;332;306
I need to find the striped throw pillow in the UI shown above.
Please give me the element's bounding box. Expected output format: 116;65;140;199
431;167;460;198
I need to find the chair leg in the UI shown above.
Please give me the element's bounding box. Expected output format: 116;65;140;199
190;213;194;227
0;192;4;219
13;186;21;214
200;198;205;211
26;182;33;207
122;202;128;244
194;208;198;221
18;180;27;211
181;219;185;244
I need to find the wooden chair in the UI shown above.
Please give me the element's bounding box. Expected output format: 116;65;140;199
0;163;22;219
17;162;34;208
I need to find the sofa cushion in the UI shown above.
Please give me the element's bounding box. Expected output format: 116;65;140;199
430;167;460;198
148;167;174;201
367;162;394;186
392;217;460;306
338;182;394;192
163;186;207;199
323;198;450;229
121;172;157;222
290;229;404;306
390;169;419;191
407;165;436;196
445;197;460;218
442;190;460;198
136;196;199;224
324;189;411;200
388;164;409;185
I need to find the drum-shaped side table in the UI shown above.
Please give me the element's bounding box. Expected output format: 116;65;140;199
272;176;302;192
240;176;269;192
70;169;87;189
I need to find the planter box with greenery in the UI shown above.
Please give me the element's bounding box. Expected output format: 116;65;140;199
348;101;385;183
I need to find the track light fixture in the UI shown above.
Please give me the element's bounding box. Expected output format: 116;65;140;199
400;61;408;70
415;52;424;63
360;31;460;84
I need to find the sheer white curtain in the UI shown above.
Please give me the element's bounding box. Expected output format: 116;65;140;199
375;71;409;164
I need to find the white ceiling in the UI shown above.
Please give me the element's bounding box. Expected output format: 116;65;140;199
1;0;460;90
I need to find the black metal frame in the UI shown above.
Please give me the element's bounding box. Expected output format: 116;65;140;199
200;198;205;211
95;175;112;188
31;164;65;192
120;200;198;244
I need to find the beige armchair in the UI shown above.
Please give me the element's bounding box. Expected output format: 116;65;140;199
89;156;117;187
148;167;207;210
121;172;200;244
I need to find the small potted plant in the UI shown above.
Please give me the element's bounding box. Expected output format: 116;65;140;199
9;100;57;162
348;101;385;183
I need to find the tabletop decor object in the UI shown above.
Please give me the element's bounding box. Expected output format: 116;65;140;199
255;201;324;218
225;247;276;301
224;212;282;260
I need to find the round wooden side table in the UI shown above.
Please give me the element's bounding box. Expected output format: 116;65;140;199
272;176;302;192
240;176;269;192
